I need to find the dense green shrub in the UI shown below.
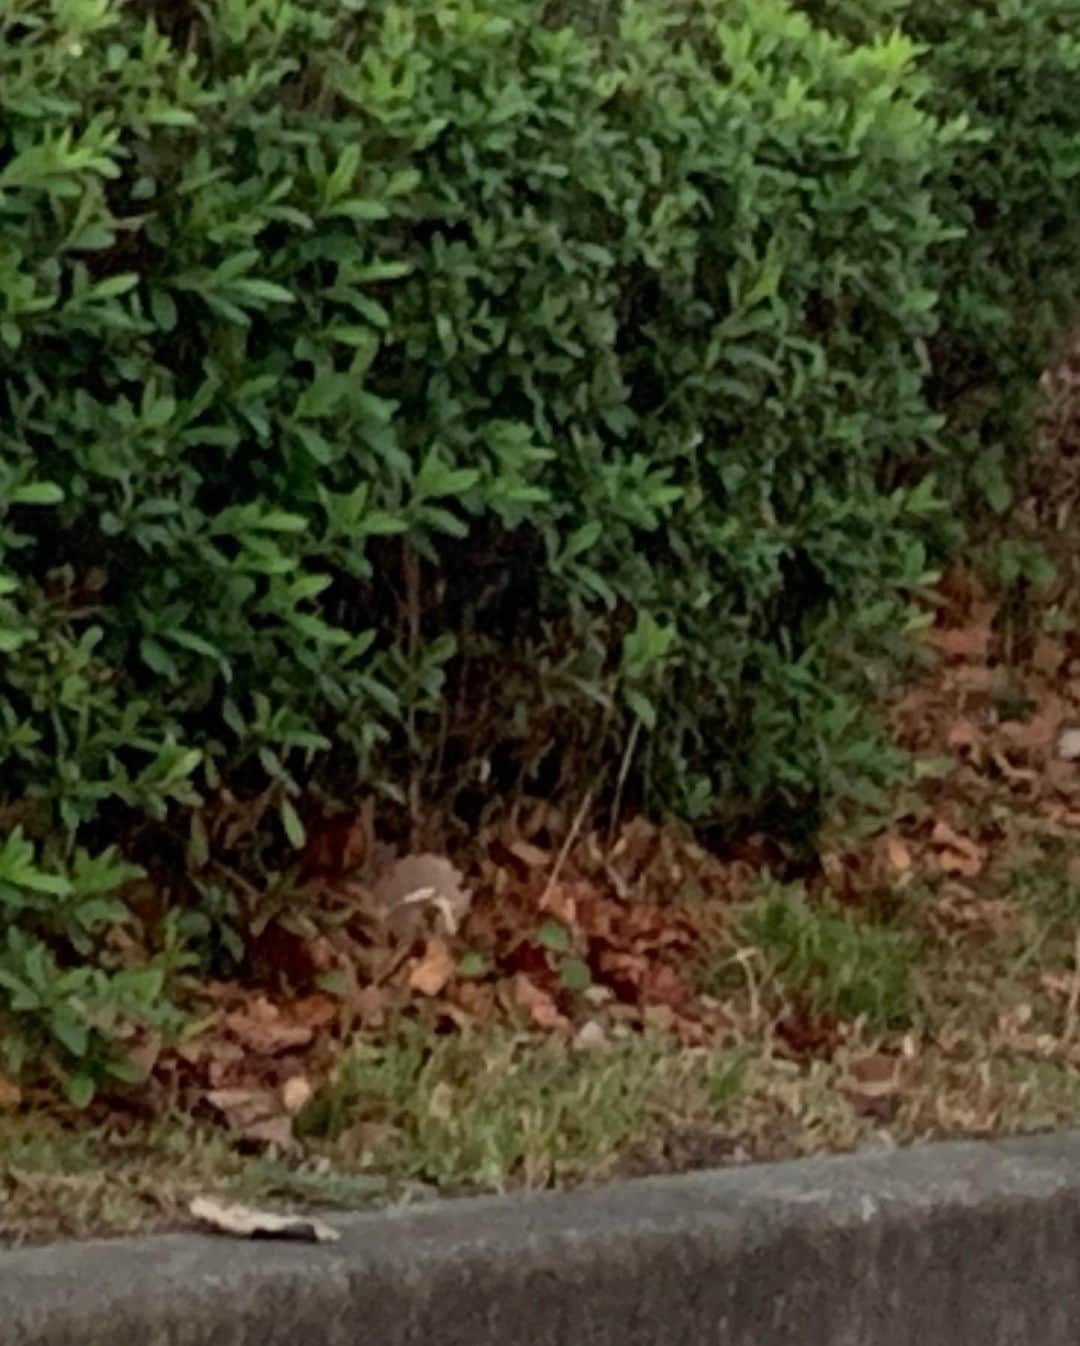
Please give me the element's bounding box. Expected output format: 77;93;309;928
0;0;969;1090
797;0;1080;512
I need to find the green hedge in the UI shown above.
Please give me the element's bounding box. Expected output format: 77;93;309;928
797;0;1080;512
0;0;1063;1093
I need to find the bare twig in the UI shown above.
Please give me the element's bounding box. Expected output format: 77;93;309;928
402;539;422;826
540;786;594;908
608;718;642;842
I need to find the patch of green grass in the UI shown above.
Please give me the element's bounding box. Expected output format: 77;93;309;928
742;884;916;1028
298;1026;745;1192
1004;852;1080;926
0;1029;747;1244
0;1116;382;1246
10;1005;1080;1248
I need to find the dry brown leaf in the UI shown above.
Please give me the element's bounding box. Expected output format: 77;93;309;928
353;985;389;1025
189;1197;339;1244
1032;635;1065;676
775;1011;841;1059
931;625;992;660
641;963;695;1011
454;981;496;1021
249;924;330;986
0;1075;21;1110
538;880;577;924
1039;970;1078;1002
508;840;549;868
999;705;1063;752
427;1081;455;1121
990;750;1039;784
598;948;650;995
946;718;981;752
124;1033;161;1082
518;800;553;839
243;1116;296;1150
225;997;314;1054
1045;760;1079;792
931;820;985;877
950;664;992;692
175;1033;237;1068
204;1086;297;1148
205;1086;279;1129
937;850;984;878
301;806;371;877
432;998;473;1029
843;1052;902;1101
930;883;1015;936
281;1075;313;1115
882;836;912;872
993;1004;1041;1055
408;938;455;997
290;994;339;1032
512;973;570;1033
642;1003;676;1032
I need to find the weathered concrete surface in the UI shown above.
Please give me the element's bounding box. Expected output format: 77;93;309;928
4;1131;1080;1345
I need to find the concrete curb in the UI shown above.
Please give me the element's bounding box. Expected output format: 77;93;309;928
4;1131;1080;1345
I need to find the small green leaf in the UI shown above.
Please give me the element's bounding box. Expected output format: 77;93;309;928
65;1072;95;1108
51;1011;89;1058
625;688;657;730
104;1054;148;1084
257;511;307;533
456;950;488;978
91;272;139;301
15;870;72;897
150;288;178;332
231;278;295;306
10;482;63;506
280;798;306;848
359;510;407;536
536;920;570;953
140;638;178;678
146;105;198;128
316;968;349;997
558;958;592;992
327;198;390;221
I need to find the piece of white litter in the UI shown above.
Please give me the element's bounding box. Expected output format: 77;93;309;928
573;1020;608;1052
189;1197;340;1244
1058;728;1080;761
